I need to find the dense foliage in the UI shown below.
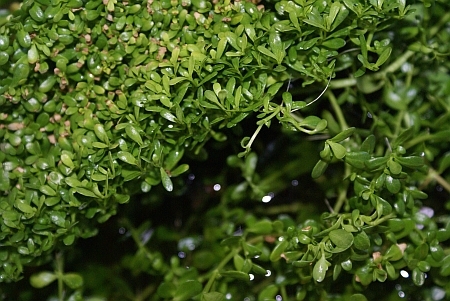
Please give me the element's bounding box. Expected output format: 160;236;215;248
0;0;450;300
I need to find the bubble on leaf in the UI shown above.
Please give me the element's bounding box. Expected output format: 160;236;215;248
249;274;255;281
400;270;409;278
213;184;221;191
265;270;272;277
276;295;283;301
398;291;405;298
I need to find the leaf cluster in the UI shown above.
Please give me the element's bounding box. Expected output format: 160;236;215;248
1;0;450;300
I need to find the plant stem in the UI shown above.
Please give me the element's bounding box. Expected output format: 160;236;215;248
404;130;450;149
135;284;156;301
330;50;415;89
326;90;348;130
202;247;241;293
367;213;396;226
333;166;350;213
427;168;450;193
55;253;64;301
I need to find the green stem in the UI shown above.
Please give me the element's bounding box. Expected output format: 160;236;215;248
55;253;64;301
367;213;396;226
202;247;241;293
327;90;348;130
135;284;156;301
329;50;415;89
404;130;450;149
428;168;450;193
329;77;357;89
371;50;415;80
429;11;450;37
333;165;350;213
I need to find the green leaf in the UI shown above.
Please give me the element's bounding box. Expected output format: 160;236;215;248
94;124;109;144
160;167;173;192
40;185;57;196
62;273;83;289
248;220;273;235
385;175;401;194
270;240;289;262
74;187;97;198
170;164;189;177
173;280;202;301
350;294;368;301
258;284;278;301
412;268;425;286
322;38;346;49
330;127;355;142
202;292;225;301
312;160;328;178
219;271;249;281
327;141;347;159
353;231;370;250
30;272;56;288
329;229;354;252
393;127;414;148
384;244;404;261
375;47;392;67
117;151;138;165
126;125;144;146
61;153;75;169
49;211;66;227
395;156;424;169
257;45;278;62
313;254;331;282
157;282;176;298
440;255;450;276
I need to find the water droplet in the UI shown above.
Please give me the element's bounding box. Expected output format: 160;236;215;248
140;229;154;245
213;184;221;191
400;270;409;278
178;251;185;259
291;179;298;186
244;298;251;301
262;195;272;203
431;286;446;300
276;295;283;301
367;112;373;118
226;293;232;300
262;192;274;203
249;274;255;281
395;284;402;290
188;173;195;180
265;270;272;277
436;185;443;192
398;291;405;298
420;206;434;218
118;227;126;234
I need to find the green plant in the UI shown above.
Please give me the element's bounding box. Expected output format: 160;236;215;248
1;0;450;300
